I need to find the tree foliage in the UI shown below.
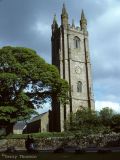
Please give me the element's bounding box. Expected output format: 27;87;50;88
66;107;104;135
0;46;69;133
99;107;115;126
111;114;120;132
66;107;117;135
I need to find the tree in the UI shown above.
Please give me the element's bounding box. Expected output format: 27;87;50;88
99;107;114;126
66;108;103;135
111;114;120;132
0;46;69;134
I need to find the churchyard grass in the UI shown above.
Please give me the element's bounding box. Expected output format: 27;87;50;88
1;132;73;139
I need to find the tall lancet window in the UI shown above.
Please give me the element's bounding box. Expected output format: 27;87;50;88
77;81;82;92
74;36;80;49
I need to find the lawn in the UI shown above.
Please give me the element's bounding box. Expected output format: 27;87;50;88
0;152;120;160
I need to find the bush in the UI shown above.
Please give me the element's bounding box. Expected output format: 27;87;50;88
65;108;112;135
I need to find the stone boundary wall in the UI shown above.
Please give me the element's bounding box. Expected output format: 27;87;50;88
0;133;120;150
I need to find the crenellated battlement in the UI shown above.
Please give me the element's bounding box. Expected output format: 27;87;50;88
52;4;87;33
68;24;81;32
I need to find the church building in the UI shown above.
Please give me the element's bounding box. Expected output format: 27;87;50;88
50;4;95;132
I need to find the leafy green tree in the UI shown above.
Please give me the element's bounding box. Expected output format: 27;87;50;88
66;107;119;135
111;114;120;132
0;46;69;134
99;107;114;126
66;108;104;135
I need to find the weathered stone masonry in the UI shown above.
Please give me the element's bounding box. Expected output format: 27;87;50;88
50;4;95;132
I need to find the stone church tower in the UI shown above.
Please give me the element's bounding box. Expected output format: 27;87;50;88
50;4;95;132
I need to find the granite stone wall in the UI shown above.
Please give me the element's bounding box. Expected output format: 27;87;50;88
0;133;120;151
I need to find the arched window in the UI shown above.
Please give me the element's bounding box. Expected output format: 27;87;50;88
74;36;80;49
77;81;82;92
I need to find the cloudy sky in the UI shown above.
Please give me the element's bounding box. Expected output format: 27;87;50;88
0;0;120;112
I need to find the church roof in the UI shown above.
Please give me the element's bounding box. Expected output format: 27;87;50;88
28;111;48;123
13;121;26;130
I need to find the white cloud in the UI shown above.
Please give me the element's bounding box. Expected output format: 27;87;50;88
31;22;50;35
95;100;120;113
36;103;51;114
